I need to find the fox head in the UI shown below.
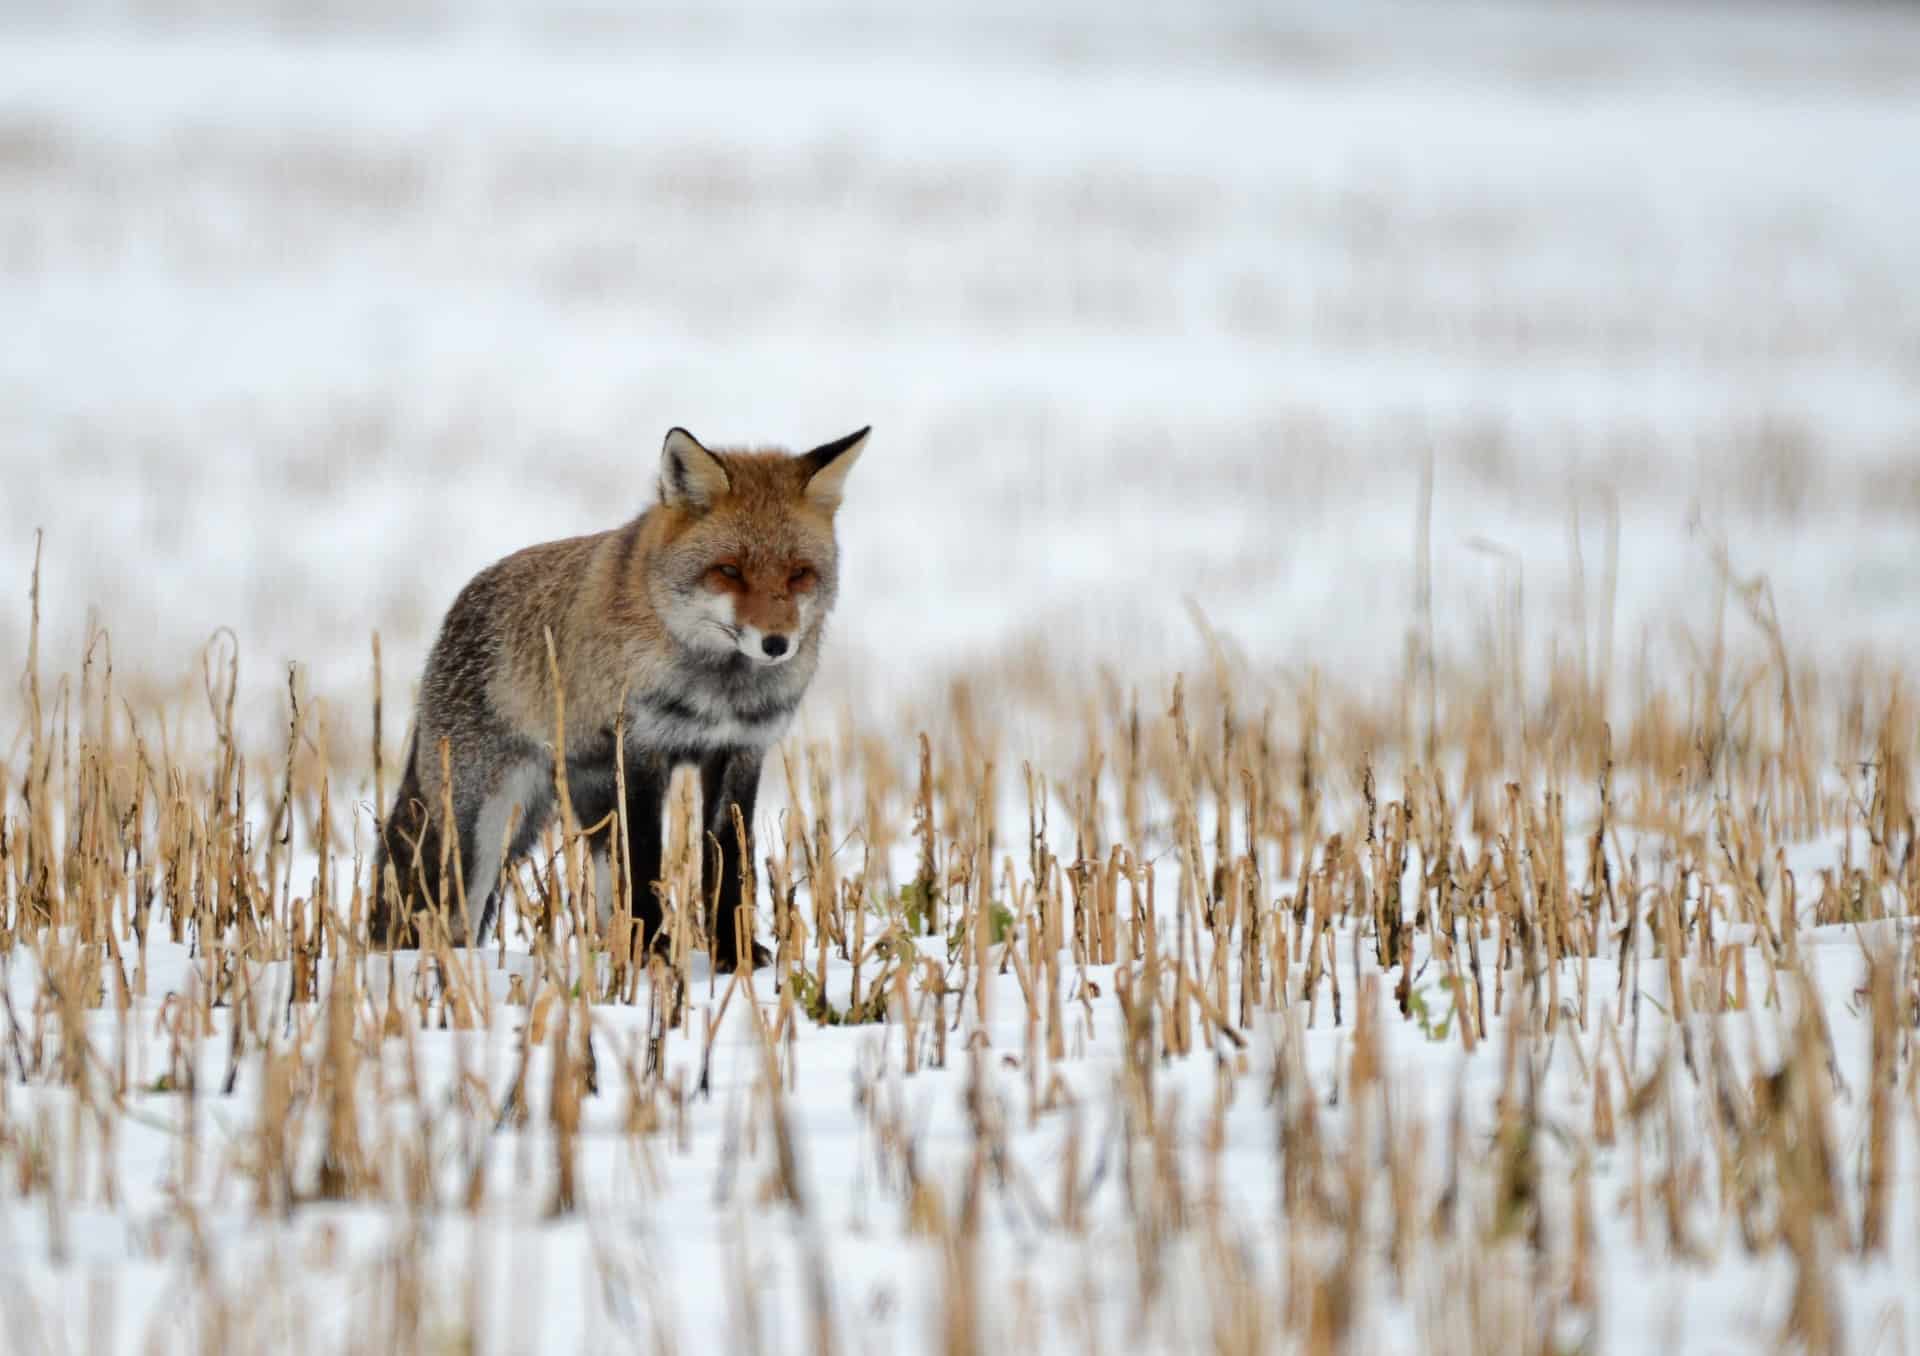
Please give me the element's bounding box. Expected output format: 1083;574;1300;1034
646;425;870;668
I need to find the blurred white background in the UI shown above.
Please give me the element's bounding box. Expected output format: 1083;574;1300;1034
5;0;1918;730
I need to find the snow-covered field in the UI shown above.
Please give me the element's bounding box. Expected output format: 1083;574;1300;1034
7;0;1920;718
4;2;1920;1353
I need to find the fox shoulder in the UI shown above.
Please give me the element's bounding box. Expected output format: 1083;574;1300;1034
421;534;611;722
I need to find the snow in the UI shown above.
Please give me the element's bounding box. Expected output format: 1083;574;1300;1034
5;0;1919;722
4;1;1920;1351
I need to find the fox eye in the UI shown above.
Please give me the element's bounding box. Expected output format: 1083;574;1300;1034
713;563;744;584
788;566;814;587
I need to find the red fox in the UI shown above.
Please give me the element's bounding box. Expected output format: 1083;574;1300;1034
371;425;870;970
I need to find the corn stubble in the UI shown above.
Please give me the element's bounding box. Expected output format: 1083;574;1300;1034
2;534;1917;1355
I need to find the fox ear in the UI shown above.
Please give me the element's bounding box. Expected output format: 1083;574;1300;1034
801;426;871;511
660;428;730;511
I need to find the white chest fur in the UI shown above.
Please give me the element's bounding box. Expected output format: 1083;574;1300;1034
624;678;799;753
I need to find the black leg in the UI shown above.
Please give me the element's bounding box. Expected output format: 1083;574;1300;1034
581;754;669;951
625;756;669;949
700;748;769;971
372;740;429;946
374;737;484;945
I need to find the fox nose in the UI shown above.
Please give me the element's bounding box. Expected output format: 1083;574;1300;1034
761;634;790;658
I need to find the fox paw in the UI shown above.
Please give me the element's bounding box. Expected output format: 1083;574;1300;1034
711;937;773;973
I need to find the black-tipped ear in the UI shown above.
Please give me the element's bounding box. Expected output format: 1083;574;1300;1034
660;427;731;511
801;426;871;511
